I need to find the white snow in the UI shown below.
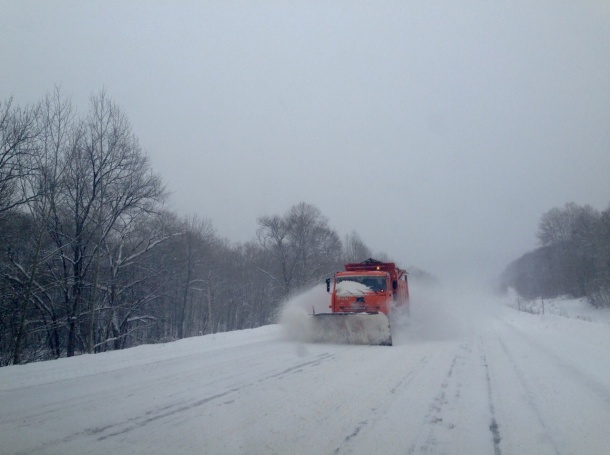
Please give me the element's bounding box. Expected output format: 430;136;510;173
1;283;610;454
335;280;372;296
505;289;610;325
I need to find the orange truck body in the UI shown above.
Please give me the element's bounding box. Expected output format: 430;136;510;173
327;258;410;316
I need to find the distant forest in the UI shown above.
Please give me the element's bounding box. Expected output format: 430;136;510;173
501;202;610;308
0;90;382;366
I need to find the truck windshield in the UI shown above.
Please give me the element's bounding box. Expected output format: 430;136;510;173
336;276;385;292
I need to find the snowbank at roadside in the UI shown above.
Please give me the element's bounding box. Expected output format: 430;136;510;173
503;288;610;325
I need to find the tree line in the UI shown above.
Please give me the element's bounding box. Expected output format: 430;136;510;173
0;89;377;365
500;202;610;307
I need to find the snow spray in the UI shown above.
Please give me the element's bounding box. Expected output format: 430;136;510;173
278;284;330;343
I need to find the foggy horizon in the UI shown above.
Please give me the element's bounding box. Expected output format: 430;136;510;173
2;1;609;282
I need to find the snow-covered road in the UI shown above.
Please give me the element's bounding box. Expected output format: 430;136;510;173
1;287;609;454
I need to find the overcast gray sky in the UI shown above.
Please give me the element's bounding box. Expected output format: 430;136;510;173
2;1;609;281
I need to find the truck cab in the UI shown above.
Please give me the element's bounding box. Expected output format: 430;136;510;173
326;258;409;316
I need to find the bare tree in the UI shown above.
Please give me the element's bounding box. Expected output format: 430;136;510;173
8;89;73;364
0;97;39;214
537;202;584;247
257;213;291;296
343;230;372;263
504;201;610;304
173;215;216;339
89;208;176;351
586;203;610;307
537;202;602;296
257;202;342;298
40;91;167;357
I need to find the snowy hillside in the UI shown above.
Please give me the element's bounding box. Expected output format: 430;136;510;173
1;285;609;455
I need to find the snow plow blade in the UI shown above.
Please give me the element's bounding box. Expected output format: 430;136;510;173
310;312;392;346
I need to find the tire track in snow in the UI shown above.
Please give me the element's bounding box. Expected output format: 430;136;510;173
82;351;339;442
96;388;243;440
332;352;434;455
494;336;562;455
405;344;470;455
333;420;369;454
503;322;610;405
260;352;337;380
480;349;502;455
389;354;431;395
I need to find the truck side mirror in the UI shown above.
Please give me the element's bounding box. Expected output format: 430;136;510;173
392;280;397;290
326;278;331;293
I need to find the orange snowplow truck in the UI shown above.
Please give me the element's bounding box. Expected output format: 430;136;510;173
312;258;409;346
